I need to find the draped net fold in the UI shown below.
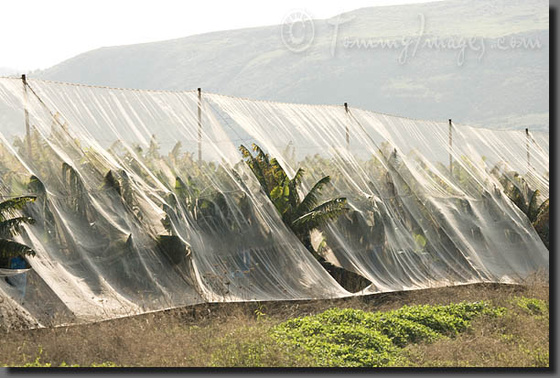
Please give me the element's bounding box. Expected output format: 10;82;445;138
0;78;548;327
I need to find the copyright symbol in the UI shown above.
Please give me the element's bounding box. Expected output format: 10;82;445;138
281;9;315;53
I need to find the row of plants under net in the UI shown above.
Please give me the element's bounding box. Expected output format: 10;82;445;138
0;124;549;301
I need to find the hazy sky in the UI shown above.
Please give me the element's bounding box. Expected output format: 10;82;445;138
1;0;440;71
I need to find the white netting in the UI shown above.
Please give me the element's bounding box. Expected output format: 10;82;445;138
208;94;549;291
0;78;548;326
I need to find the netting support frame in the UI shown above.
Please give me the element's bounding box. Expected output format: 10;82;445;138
344;102;350;149
21;74;32;157
526;128;531;171
198;87;203;165
449;119;453;177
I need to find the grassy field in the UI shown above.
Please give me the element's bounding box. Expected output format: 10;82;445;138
0;277;549;368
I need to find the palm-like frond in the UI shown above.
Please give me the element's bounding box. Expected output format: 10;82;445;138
0;217;35;238
269;158;288;188
175;176;189;199
292;197;348;234
252;143;270;166
527;189;541;222
62;162;89;217
270;180;290;217
239;143;348;254
507;184;527;214
295;176;331;217
169;141;182;159
0;196;36;221
532;198;549;248
239;144;269;194
0;239;35;259
535;198;549;220
287;168;305;216
238;144;253;161
291;168;305;188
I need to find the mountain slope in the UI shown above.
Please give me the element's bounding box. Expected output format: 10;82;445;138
36;0;549;130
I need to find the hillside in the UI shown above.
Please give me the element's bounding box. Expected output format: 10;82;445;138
35;0;549;131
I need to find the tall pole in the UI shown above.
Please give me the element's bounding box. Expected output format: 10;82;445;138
197;88;202;165
22;74;31;157
448;119;453;177
344;102;349;149
525;128;530;171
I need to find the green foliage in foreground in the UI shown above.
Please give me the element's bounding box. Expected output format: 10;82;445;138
209;325;315;367
0;296;547;368
510;296;548;317
17;361;119;368
3;347;119;368
271;301;505;367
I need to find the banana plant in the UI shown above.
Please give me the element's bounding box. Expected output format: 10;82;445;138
239;144;348;254
0;196;36;261
490;167;549;248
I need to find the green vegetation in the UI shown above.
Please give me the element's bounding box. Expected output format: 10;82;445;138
493;168;550;248
404;289;549;367
3;348;119;368
240;144;371;291
0;284;549;367
511;296;548;317
209;325;314;367
1;128;548;272
239;144;348;254
271;302;504;367
0;196;36;261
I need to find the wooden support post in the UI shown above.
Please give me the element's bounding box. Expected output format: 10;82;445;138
197;88;202;165
526;128;530;171
344;102;349;148
448;119;453;177
22;74;31;157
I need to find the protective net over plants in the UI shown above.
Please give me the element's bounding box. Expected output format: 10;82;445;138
208;94;549;292
0;78;349;326
0;78;549;327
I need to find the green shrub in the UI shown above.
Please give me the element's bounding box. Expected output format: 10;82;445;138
3;347;119;368
511;297;548;317
271;301;505;367
209;325;313;367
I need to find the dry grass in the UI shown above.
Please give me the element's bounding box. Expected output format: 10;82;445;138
403;308;549;367
402;277;549;368
0;277;549;367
